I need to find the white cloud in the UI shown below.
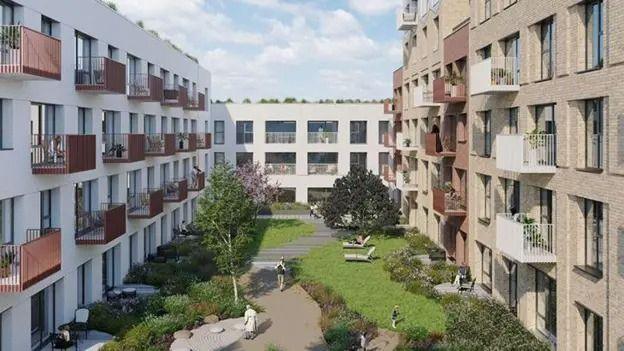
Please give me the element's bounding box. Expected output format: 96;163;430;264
347;0;401;16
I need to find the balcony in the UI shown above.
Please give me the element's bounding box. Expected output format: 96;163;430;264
75;57;126;94
163;179;188;202
382;164;396;183
308;132;337;144
384;98;402;115
176;133;197;152
127;74;164;102
162;84;189;107
196;133;212;149
145;133;176;156
399;171;418;192
188;172;205;192
432;186;466;217
383;132;396;148
184;92;206;111
413;86;440;108
266;132;296;144
266;163;296;175
75;203;126;245
0;25;61;80
496;134;556;173
433;78;466;103
0;228;61;293
308;163;338;175
102;134;145;163
496;213;556;263
396;10;417;31
470;57;519;95
425;133;441;156
31;134;96;174
127;189;164;219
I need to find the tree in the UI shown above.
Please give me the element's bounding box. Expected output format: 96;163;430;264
235;162;280;216
242;98;252;104
320;167;399;233
104;1;117;11
283;97;297;103
196;164;256;303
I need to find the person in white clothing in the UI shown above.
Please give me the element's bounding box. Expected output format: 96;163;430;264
244;305;258;339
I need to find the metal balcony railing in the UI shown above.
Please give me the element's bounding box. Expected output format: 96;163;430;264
496;213;556;263
265;132;296;144
102;134;145;163
308;163;338;175
0;25;61;80
145;133;176;156
75;56;126;94
127;189;164;219
308;132;338;144
163;179;188;202
31;134;96;174
265;163;296;175
75;203;126;245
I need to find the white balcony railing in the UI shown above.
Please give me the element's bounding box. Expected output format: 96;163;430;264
470;56;520;95
265;163;296;175
396;9;418;31
308;163;338;175
265;132;296;144
413;86;439;107
496;213;556;263
496;134;556;173
308;132;338;144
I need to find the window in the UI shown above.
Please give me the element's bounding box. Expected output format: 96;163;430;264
540;17;554;80
457;115;467;142
504;259;518;315
504;34;520;83
350;153;367;171
277;188;296;203
503;178;520;214
214;121;224;145
214;152;225;166
236;121;253;144
508;107;519;134
584;98;603;169
484;0;492;21
107;45;117;60
0;99;5;149
479;175;491;221
480;244;492;291
236;152;253;167
307;188;333;203
584;199;604;273
536;270;557;341
480;45;492;60
483;111;492;157
350;121;367;144
0;198;14;244
580;305;603;351
77;261;91;307
308;121;338;143
379;152;389;175
378;121;389;144
308;153;338;175
266;121;296;143
41;16;55;36
0;1;14;25
585;0;604;70
433;17;440;51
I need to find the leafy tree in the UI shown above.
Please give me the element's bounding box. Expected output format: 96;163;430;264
242;98;252;104
196;164;256;303
283;97;297;103
136;20;145;28
225;98;234;103
235;162;280;217
104;1;117;11
320;167;399;233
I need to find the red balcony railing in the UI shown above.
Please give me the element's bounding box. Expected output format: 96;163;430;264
102;134;145;163
432;187;466;217
31;134;96;174
145;133;176;156
196;133;212;149
188;172;205;191
127;73;150;99
75;203;126;245
163;179;188;202
382;164;396;183
127;189;164;219
425;133;442;156
383;132;396;148
162;84;188;107
433;78;466;103
185;92;205;111
0;228;61;293
176;133;197;152
0;25;61;80
75;56;126;94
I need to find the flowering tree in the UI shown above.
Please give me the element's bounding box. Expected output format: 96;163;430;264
235;162;281;216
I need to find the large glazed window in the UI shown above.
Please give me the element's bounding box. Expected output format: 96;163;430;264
585;0;604;70
540;18;554;80
535;269;557;342
584;199;604;273
214;121;224;145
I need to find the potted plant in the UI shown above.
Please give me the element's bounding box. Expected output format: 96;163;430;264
0;251;15;278
177;133;188;149
403;138;412;147
522;216;545;248
112;144;126;158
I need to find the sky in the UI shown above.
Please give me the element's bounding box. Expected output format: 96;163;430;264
112;0;404;101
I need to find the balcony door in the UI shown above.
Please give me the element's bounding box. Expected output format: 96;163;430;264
503;179;520;215
539;188;553;224
75;32;94;83
127;170;141;200
40;190;53;230
30;285;55;350
535;104;556;164
144;115;156;134
536;270;557;343
0;1;14;25
504;34;520;83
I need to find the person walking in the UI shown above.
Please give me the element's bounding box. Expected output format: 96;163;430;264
243;304;258;340
391;305;400;329
275;257;286;291
359;332;368;351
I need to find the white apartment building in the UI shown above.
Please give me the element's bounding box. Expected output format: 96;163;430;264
211;103;392;203
0;1;211;349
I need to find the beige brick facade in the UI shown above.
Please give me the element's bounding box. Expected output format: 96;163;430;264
391;0;623;349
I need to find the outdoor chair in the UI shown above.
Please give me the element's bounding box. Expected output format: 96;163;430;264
71;308;90;339
458;278;476;294
344;247;376;262
342;235;371;249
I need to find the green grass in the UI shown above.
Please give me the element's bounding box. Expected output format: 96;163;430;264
249;219;316;255
297;236;446;333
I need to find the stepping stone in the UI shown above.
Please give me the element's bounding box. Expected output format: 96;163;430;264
173;330;192;339
204;315;219;324
209;326;225;334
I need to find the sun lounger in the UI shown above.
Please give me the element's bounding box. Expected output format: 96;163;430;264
342;235;371;249
344;247;376;262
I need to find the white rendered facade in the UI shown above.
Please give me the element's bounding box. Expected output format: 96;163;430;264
211;103;392;203
0;1;211;350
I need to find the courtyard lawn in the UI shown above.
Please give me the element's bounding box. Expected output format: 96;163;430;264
250;219;316;254
298;236;446;333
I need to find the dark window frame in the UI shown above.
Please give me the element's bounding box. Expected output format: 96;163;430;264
236;121;253;144
585;0;604;70
350;121;367;144
483;111;492;157
584;198;604;273
214;121;224;145
540;17;554;80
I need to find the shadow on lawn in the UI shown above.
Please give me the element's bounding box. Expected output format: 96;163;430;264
246;219;306;258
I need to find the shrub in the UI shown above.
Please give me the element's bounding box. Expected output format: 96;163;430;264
324;322;353;351
383;247;431;286
188;277;253;319
443;298;550;351
163;295;192;315
404;230;436;254
428;261;458;285
87;301;144;337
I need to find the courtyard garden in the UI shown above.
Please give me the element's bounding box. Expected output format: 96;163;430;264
248;218;315;255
